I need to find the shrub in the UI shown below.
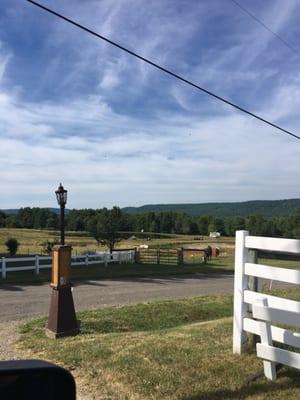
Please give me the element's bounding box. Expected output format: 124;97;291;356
5;238;20;256
41;240;59;255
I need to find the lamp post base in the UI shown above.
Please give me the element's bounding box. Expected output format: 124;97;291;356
45;327;80;339
46;286;80;339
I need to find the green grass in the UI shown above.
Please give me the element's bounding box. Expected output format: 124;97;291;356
19;291;300;400
21;295;233;337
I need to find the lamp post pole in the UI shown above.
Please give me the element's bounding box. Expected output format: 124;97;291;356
46;183;79;339
55;183;67;245
60;205;65;245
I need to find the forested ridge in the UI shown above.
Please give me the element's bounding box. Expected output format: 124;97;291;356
3;199;300;219
123;199;300;217
1;206;300;238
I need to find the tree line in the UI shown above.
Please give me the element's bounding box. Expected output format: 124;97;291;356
1;206;300;239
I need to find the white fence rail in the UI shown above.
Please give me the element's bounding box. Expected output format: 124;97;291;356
0;251;135;279
233;230;300;380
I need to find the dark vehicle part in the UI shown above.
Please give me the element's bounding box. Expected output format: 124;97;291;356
0;359;76;399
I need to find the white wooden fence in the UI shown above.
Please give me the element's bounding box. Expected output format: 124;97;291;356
233;230;300;380
0;251;135;279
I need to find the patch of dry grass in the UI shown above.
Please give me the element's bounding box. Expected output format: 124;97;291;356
0;228;100;255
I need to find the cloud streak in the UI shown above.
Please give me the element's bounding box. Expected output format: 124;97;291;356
0;0;299;208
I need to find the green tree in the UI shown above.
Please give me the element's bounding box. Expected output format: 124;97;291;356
46;214;59;229
18;207;34;228
291;209;300;238
197;216;210;235
41;240;59;255
0;211;6;228
189;221;199;235
181;215;191;234
174;214;183;233
208;218;224;235
89;207;124;253
224;217;245;236
159;212;177;233
5;238;20;256
5;215;20;228
245;215;265;235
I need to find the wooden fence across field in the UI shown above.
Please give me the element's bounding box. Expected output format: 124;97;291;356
136;248;183;265
136;247;214;265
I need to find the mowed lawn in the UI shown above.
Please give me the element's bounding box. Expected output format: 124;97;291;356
19;291;300;400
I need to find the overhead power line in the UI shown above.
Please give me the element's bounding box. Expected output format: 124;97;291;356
26;0;300;141
230;0;299;56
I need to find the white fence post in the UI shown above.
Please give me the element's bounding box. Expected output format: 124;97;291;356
233;230;249;354
253;298;277;380
1;257;6;279
0;250;130;279
35;255;40;275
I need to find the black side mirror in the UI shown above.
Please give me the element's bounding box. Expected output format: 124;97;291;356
0;360;76;400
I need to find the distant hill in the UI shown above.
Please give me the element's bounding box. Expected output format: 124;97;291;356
122;199;300;217
2;200;300;218
1;208;67;215
1;209;19;215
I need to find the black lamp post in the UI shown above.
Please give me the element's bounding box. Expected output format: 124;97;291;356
46;183;79;339
55;183;67;245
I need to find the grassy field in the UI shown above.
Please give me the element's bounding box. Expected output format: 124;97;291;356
19;290;300;400
0;228;237;285
0;228;235;256
2;228;300;286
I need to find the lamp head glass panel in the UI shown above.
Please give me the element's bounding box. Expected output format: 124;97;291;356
55;183;67;207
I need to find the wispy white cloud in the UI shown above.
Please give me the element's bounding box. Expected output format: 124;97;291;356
0;0;299;208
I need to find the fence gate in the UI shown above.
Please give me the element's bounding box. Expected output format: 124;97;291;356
233;230;300;380
138;248;180;265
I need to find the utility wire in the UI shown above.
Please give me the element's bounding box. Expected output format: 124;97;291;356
230;0;299;56
26;0;300;141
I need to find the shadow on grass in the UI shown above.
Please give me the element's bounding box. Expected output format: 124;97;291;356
0;284;24;291
0;271;233;291
72;280;107;287
0;260;233;288
183;369;300;400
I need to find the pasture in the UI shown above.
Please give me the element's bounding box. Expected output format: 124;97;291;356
0;228;235;256
2;228;300;284
0;228;102;255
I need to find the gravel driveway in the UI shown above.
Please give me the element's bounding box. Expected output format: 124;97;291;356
0;273;234;322
0;320;22;361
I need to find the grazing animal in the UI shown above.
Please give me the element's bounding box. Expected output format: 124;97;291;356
204;245;212;261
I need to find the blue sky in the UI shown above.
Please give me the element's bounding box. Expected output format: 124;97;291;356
0;0;299;209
